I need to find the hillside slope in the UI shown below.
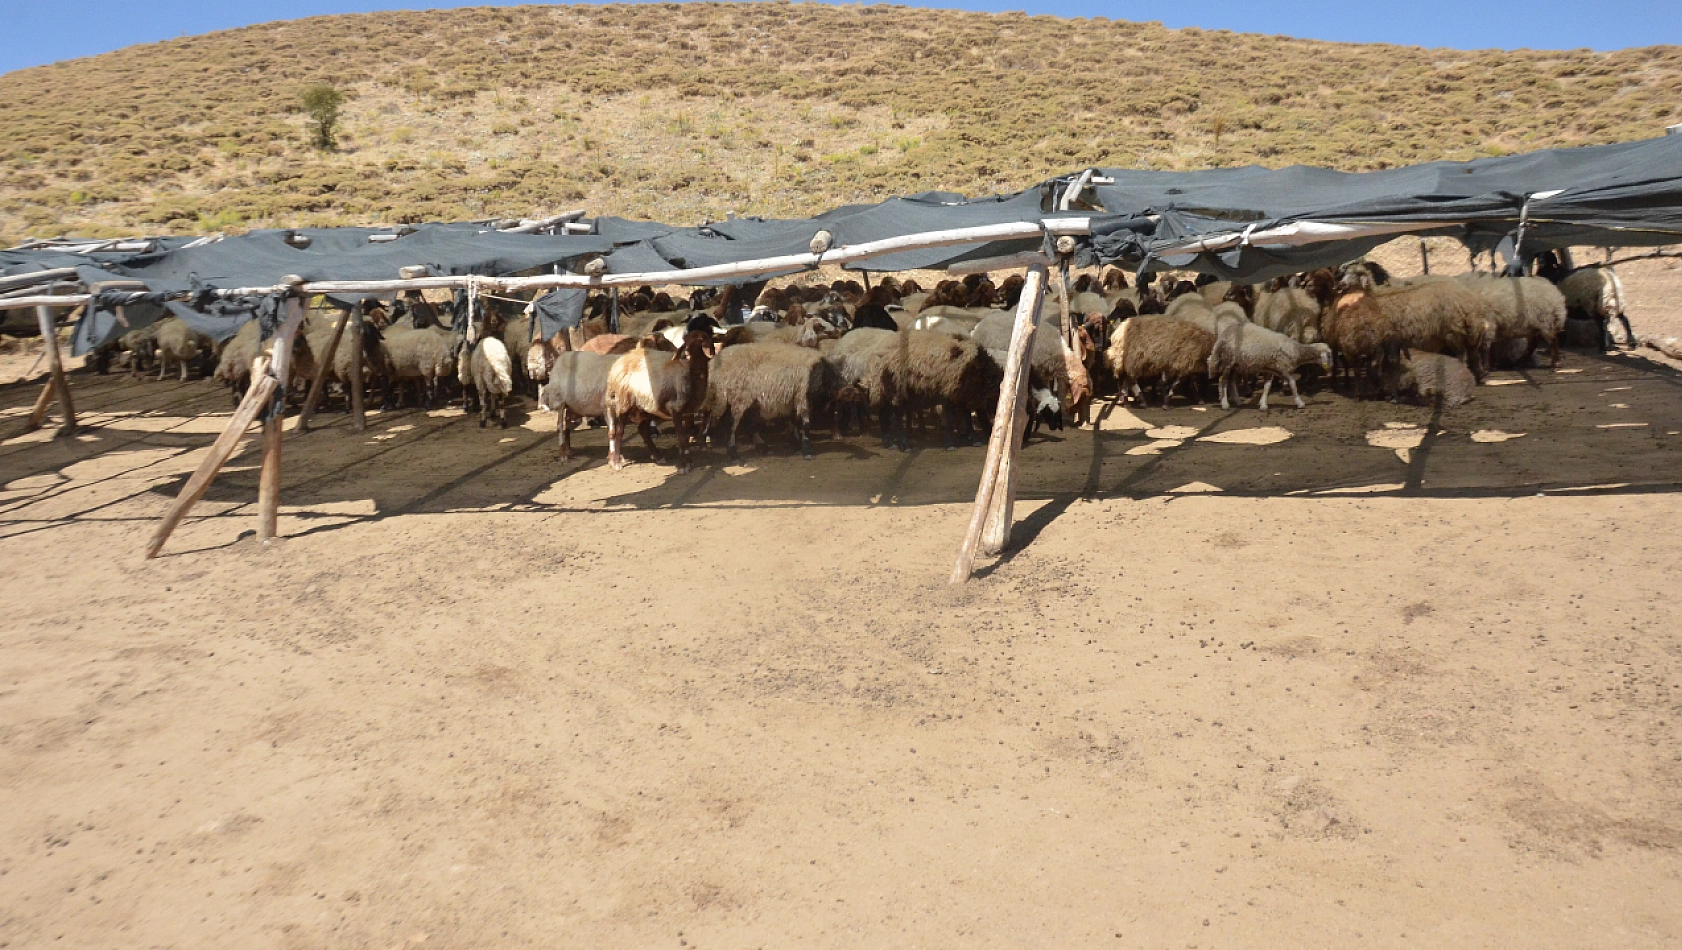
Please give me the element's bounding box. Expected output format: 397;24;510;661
1;2;1679;240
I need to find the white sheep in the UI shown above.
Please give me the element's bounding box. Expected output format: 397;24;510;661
1206;321;1333;411
537;350;621;458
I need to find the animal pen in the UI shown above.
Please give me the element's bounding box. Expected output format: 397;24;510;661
3;133;1681;580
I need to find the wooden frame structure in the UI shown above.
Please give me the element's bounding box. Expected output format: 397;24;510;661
0;218;1093;572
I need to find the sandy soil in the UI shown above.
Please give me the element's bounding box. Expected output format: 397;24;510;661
1;255;1681;948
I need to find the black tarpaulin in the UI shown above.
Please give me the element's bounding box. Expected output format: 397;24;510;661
1082;134;1682;279
114;224;611;293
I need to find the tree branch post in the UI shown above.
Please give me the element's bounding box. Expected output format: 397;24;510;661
950;264;1047;583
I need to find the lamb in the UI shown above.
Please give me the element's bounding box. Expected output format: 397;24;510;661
1387;351;1477;408
537;350;621;459
1106;316;1216;408
379;324;458;409
604;331;713;473
460;335;514;428
1454;273;1566;368
152;317;212;381
707;341;845;459
1557;266;1633;348
1205;321;1333;411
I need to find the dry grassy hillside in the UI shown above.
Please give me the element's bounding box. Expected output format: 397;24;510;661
2;2;1679;241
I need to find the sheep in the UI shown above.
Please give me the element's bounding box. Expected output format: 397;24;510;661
827;328;1001;450
526;334;562;390
1324;271;1490;393
1205;321;1333;411
459;335;514;428
970;310;1069;392
894;330;1003;449
502;314;536;396
707;341;845;459
1251;286;1324;344
537;350;621;459
604;331;713;473
1557;266;1633;349
152;317;212;381
580;333;640;356
1026;385;1063;437
212;319;315;405
1107;316;1216;408
1454;273;1566;368
115;322;160;377
379;324;458;409
1386;351;1477;408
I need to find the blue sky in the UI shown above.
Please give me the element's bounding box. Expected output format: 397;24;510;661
4;0;1679;76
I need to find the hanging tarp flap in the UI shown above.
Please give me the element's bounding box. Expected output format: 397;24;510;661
531;288;588;337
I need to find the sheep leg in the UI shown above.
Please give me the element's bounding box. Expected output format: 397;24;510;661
1257;377;1274;412
607;408;627;470
673;414;691;474
1218;372;1232;411
799;409;815;460
559;407;574;459
726;411;743;460
1546;333;1560;368
478;388;489;428
1286;373;1304;409
1615;313;1635;348
180;359;189;383
1161;378;1178;409
637;418;664;464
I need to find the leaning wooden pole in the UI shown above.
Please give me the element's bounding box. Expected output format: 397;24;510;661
297;303;352;432
950;264;1046;584
23;381;55;434
981;266;1047;558
34;304;76;436
257;289;307;543
143;368;276;559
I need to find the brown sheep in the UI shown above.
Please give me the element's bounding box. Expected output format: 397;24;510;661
604;331;712;472
1107;315;1216;408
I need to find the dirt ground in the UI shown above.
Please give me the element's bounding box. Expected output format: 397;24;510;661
2;255;1681;948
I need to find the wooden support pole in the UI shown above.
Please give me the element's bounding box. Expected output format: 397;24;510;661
348;303;366;431
297;304;352;432
23;380;54;434
257;292;307;544
35;304;76;436
144;369;276;559
981;267;1047;558
950;264;1046;584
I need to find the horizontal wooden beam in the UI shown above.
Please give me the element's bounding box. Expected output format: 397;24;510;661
0;218;1096;312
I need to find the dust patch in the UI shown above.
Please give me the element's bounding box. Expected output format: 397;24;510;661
1506;786;1682;855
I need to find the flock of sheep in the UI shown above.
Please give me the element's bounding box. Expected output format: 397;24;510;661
90;249;1632;471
